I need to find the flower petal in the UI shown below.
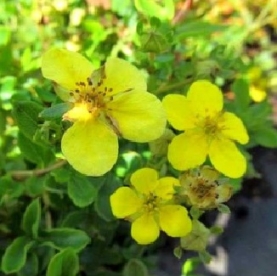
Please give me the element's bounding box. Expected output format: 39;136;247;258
187;80;223;115
61;119;118;176
221;112;249;144
131;213;160;244
110;187;142;218
106;91;166;142
41;48;93;91
159;205;192;237
168;132;208;171
209;137;247;178
103;58;147;95
130;168;159;194
154;177;179;200
162;94;195;130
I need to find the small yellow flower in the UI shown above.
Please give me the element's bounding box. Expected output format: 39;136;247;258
41;48;166;176
110;168;192;244
180;166;232;209
163;80;249;178
247;67;267;102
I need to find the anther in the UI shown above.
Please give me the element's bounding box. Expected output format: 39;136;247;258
70;92;74;96
108;88;113;92
87;77;93;86
75;89;80;93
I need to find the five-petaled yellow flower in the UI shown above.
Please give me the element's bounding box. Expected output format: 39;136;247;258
163;80;249;178
41;48;166;176
110;168;192;244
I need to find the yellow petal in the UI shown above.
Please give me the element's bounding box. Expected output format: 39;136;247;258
61;119;118;176
131;213;160;244
162;94;195;130
106;91;166;142
221;112;249;144
209;137;247;178
63;102;93;122
110;187;142;218
130;168;159;194
168;132;208;171
41;48;93;91
159;205;192;237
187;80;223;115
154;177;179;200
103;58;147;95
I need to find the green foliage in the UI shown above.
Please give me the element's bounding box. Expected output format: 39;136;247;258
68;171;97;207
40;228;90;252
0;0;277;275
1;237;35;274
123;259;149;276
46;249;79;276
22;198;41;238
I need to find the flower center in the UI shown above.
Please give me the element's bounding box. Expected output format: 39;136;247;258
143;193;160;214
64;68;114;122
203;116;220;136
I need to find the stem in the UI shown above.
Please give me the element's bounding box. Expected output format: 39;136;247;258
10;159;67;181
172;0;193;25
42;192;52;230
153;78;193;94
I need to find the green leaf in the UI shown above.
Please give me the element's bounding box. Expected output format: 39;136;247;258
68;172;97;208
25;176;46;197
18;253;39;276
231;78;250;110
134;0;174;20
123;259;149;276
46;248;79;276
61;211;88;228
18;132;54;165
0;176;25;203
140;31;170;53
210;226;224;235
182;257;201;275
40;228;90;252
175;21;226;39
1;236;35;274
39;103;72;120
173;246;183;259
0;26;11;45
94;174;122;221
12;101;43;140
253;127;277;148
217;204;231;214
198;251;212;264
22;198;41;238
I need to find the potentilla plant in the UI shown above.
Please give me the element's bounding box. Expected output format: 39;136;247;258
1;1;277;276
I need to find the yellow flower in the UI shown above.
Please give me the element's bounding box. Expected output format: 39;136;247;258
110;168;192;244
41;48;166;176
180;166;233;209
163;80;249;178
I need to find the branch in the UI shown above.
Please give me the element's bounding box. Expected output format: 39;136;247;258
10;159;67;181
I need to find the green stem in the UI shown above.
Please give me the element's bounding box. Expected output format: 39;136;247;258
153;78;193;94
10;159;67;181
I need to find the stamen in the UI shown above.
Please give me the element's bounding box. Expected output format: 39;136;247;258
124;88;133;93
87;77;93;86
